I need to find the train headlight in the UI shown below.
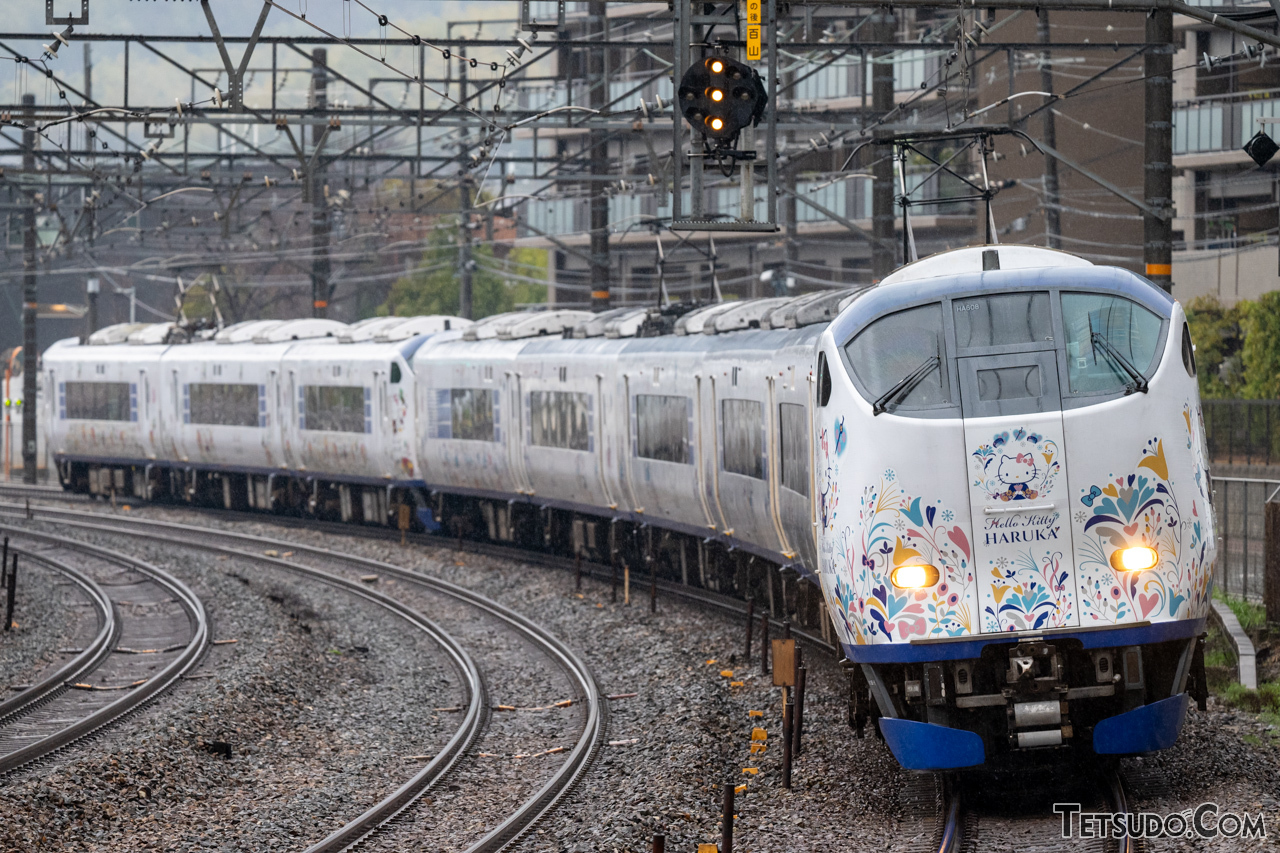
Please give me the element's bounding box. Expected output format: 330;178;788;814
1109;546;1158;573
890;563;940;590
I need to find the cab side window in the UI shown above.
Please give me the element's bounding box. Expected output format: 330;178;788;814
1061;293;1163;394
844;302;949;410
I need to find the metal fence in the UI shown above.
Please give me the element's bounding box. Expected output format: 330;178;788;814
1210;476;1275;603
1202;400;1280;468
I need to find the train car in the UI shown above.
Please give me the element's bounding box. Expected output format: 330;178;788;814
815;246;1214;768
46;322;171;496
42;244;1214;771
46;315;467;520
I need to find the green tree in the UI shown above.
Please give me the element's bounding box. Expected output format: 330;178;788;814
1185;295;1245;399
380;220;546;319
1241;291;1280;399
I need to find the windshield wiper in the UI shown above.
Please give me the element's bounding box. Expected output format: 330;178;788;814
1090;332;1149;394
873;356;940;415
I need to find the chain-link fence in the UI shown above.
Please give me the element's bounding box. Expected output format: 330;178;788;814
1203;400;1280;467
1210;476;1276;603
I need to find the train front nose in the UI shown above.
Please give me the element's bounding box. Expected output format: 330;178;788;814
820;259;1212;769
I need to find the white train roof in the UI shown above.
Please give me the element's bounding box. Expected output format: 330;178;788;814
604;309;650;339
125;323;177;345
215;319;283;343
705;296;792;334
86;322;152;345
339;316;405;342
762;288;865;330
880;245;1093;287
251;318;347;343
373;315;472;342
572;306;646;339
463;310;593;341
673;302;736;335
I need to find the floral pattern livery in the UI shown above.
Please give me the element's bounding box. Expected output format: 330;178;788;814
830;470;974;644
970;427;1074;633
1074;428;1213;625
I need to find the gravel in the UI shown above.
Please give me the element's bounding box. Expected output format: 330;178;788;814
6;499;1280;852
0;544;89;697
1121;700;1280;852
0;521;461;853
116;508;915;851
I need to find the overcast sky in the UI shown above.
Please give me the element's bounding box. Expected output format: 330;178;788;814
4;1;524;109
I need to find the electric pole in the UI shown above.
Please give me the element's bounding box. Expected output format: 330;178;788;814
310;48;331;317
870;8;897;279
459;180;474;320
458;43;473;320
1144;4;1174;292
1038;9;1061;249
588;0;611;310
21;93;37;485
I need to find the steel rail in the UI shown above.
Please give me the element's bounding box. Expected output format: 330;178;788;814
935;775;963;853
1108;768;1135;853
1;502;605;853
0;485;839;654
0;531;209;775
0;547;117;728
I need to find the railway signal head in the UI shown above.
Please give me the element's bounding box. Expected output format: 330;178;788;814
1243;129;1279;167
677;56;767;145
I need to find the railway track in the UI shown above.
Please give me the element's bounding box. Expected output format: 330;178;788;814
930;765;1138;853
0;498;606;852
0;483;838;654
0;531;208;775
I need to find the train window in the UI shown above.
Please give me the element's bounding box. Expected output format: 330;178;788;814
844;303;949;411
1061;293;1163;394
635;394;691;464
63;381;133;421
817;352;831;407
187;383;262;427
390;362;402;383
434;388;496;441
1181;323;1196;378
301;385;370;433
779;402;809;496
975;365;1042;402
530;390;592;451
953;291;1051;348
721;398;764;479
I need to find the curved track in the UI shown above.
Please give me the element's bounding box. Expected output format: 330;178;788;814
0;531;208;775
0;499;606;853
0;546;117;734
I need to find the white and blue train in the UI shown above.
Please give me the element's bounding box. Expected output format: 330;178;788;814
42;245;1215;769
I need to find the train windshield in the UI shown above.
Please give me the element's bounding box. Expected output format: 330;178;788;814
844;302;949;412
1061;293;1163;394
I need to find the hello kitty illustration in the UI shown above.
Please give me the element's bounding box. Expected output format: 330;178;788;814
996;453;1039;501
